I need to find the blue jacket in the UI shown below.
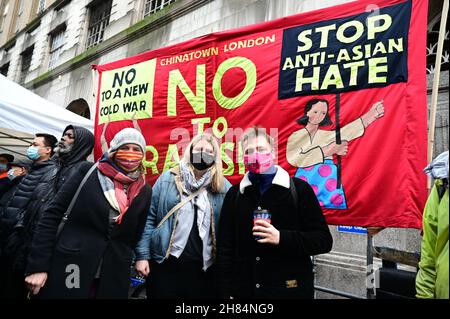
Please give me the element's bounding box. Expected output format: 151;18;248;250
135;166;231;263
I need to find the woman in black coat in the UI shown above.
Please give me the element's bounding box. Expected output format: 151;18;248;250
216;127;333;299
24;128;152;299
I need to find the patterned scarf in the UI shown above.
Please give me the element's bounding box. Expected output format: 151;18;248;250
97;157;145;224
177;160;214;270
179;160;212;193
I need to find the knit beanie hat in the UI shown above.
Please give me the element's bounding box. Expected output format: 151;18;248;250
108;128;146;153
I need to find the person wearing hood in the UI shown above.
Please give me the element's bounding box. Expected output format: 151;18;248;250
25;128;152;299
0;153;15;198
0;133;57;298
416;151;449;299
52;125;95;191
1;126;93;299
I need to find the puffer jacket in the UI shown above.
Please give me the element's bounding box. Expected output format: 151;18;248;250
0;175;24;257
0;175;13;199
0;160;56;250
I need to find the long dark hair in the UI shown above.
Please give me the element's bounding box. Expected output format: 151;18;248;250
296;98;333;126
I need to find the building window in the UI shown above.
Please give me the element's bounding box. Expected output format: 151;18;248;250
0;1;9;33
143;0;176;18
49;30;65;69
427;14;449;75
20;47;33;84
37;0;46;14
0;62;9;76
14;0;24;33
86;0;112;49
54;0;71;12
18;0;24;15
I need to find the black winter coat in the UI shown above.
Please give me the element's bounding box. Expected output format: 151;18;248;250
2;125;93;273
26;166;152;299
0;160;57;265
0;175;23;257
216;173;333;299
0;176;13;199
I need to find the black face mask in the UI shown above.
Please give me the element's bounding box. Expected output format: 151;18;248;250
190;151;215;171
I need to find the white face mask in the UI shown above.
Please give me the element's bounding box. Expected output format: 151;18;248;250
7;169;17;180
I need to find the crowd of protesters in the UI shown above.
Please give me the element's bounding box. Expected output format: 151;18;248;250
0;123;334;299
0;118;448;299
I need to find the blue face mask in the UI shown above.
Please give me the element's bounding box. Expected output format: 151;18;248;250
27;146;41;160
7;169;17;180
0;163;7;172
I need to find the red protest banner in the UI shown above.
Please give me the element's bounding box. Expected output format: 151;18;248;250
94;0;428;228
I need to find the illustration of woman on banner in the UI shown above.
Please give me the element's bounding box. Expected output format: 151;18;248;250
286;98;384;209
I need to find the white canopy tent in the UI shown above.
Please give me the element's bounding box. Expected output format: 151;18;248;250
0;74;94;160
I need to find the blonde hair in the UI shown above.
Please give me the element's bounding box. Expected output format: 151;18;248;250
182;133;225;193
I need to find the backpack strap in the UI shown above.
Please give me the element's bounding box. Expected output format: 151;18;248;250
56;163;98;238
156;186;206;228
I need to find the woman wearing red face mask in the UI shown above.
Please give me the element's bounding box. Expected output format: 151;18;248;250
24;128;152;299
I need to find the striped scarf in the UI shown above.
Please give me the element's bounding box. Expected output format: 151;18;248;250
97;158;145;224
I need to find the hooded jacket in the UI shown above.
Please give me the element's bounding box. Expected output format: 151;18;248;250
53;125;94;191
1;125;93;271
416;152;449;299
